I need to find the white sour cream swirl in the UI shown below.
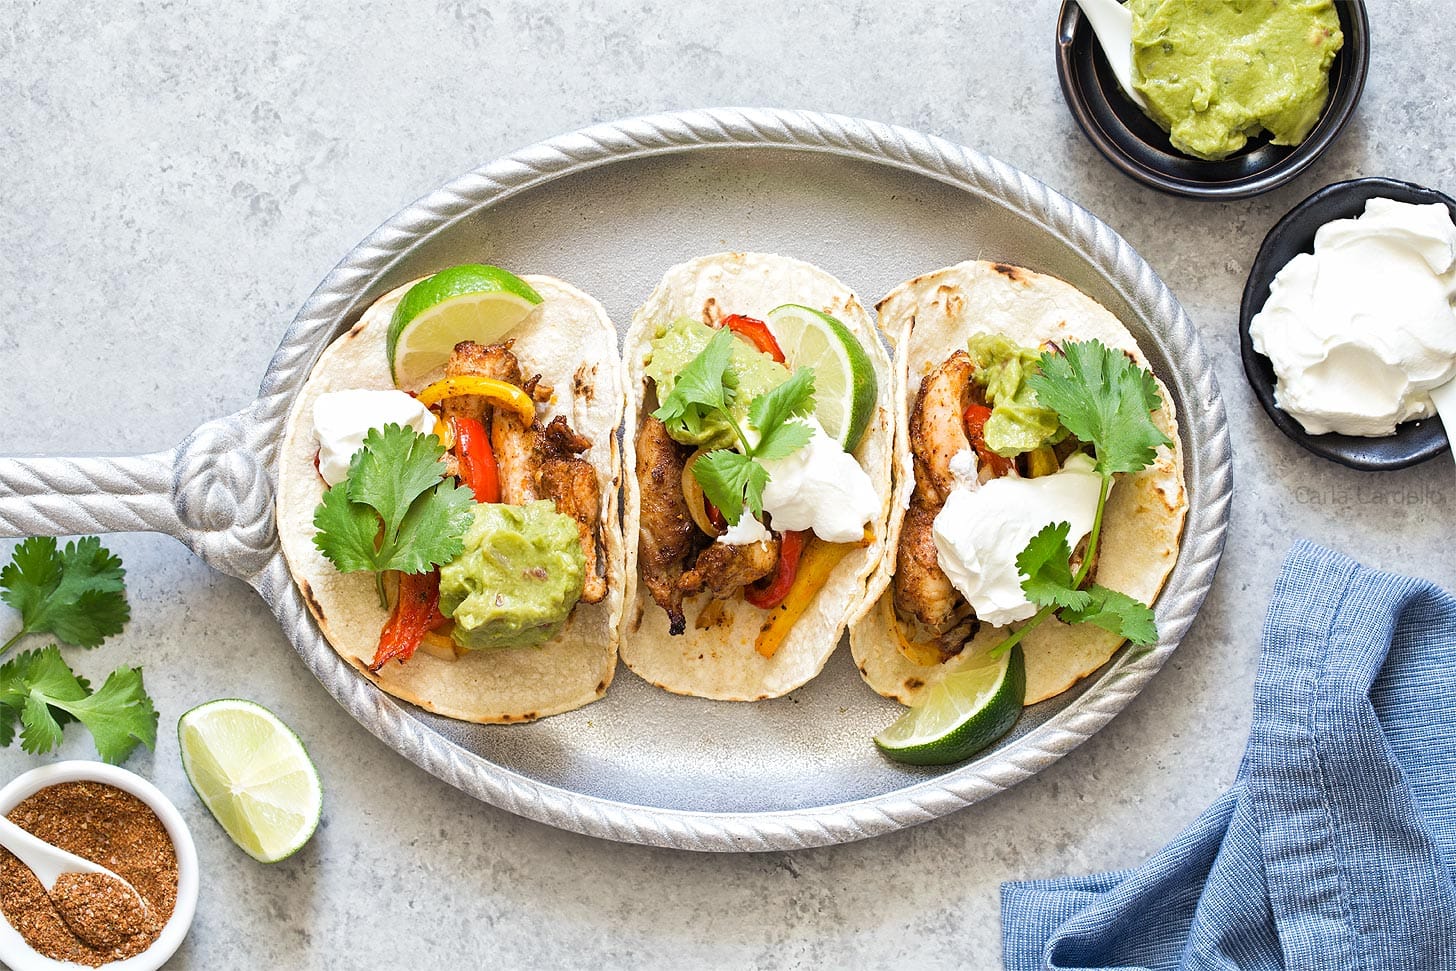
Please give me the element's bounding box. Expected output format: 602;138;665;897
312;389;436;485
1249;197;1456;437
932;453;1103;627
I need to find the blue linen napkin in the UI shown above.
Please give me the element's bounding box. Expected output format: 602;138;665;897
1000;541;1456;970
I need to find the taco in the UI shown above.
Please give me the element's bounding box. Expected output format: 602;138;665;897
621;252;895;700
276;266;626;723
850;260;1187;707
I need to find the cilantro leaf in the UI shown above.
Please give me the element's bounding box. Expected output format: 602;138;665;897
312;425;475;577
312;484;388;574
1028;340;1171;476
1059;585;1159;646
347;424;456;537
0;646;158;764
51;667;158;764
20;693;65;756
749;367;816;460
387;479;476;576
693;450;770;525
653;328;739;435
1016;522;1092;612
1;536;129;651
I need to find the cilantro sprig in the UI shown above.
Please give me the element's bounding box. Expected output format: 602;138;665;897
0;646;157;763
312;424;475;604
989;340;1171;657
1;536;129;654
0;538;158;764
653;328;816;525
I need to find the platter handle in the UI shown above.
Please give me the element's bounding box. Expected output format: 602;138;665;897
0;404;277;581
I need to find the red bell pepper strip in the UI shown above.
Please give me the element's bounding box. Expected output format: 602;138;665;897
370;570;443;671
449;416;500;503
744;529;808;610
719;314;786;363
706;501;727;532
962;403;1016;478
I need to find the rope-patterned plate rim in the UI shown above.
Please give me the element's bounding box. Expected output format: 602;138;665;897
248;108;1232;851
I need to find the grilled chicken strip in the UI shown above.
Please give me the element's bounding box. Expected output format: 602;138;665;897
538;416;606;604
678;537;779;599
908;350;977;503
634;416;700;635
893;351;982;651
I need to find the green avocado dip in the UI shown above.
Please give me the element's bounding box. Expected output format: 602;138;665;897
1129;0;1344;161
645;316;789;448
439;501;585;650
966;334;1064;458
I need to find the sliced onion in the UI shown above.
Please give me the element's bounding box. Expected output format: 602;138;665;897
681;449;726;538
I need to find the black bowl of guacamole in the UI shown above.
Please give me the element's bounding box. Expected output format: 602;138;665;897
1056;0;1370;200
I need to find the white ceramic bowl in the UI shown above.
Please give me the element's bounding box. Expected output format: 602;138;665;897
0;762;199;971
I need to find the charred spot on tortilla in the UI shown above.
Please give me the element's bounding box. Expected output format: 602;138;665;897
700;296;721;326
991;262;1026;283
904;677;924;690
595;681;607;694
299;579;325;622
933;285;966;320
572;363;597;401
346;319;368;339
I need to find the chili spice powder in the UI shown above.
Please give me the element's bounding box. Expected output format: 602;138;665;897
0;781;178;966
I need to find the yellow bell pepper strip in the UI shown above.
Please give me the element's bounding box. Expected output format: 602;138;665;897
418;628;464;661
415;376;535;423
754;535;864;658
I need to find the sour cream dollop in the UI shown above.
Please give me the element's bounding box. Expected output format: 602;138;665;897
758;419;878;544
718;508;772;546
312;389;435;485
1249;197;1456;437
932;453;1103;627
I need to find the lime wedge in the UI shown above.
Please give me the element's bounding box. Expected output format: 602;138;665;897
387;264;543;385
874;644;1026;765
764;304;877;450
178;699;323;863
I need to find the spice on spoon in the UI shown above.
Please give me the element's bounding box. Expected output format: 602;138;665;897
0;781;178;967
51;872;151;949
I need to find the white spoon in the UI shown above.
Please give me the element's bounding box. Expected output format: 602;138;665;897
1429;377;1456;459
1074;0;1149;111
0;814;149;941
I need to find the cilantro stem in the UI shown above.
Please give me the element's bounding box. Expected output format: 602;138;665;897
992;469;1113;660
375;572;388;610
1072;473;1112;590
0;629;24;659
989;603;1057;659
716;404;756;457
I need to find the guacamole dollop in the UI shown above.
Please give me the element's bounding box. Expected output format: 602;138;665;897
1130;0;1344;161
439;501;585;650
966;334;1064;458
645;317;790;448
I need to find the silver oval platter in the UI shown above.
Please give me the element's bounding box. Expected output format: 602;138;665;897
0;108;1231;851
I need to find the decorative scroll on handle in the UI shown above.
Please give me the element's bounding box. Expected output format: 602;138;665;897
0;406;277;581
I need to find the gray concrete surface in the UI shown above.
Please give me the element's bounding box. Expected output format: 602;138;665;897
1;1;1451;967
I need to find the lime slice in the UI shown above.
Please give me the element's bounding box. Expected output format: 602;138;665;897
764;304;877;450
874;644;1026;765
178;699;323;863
387;264;543;385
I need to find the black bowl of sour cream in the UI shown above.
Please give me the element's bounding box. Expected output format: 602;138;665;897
1240;177;1455;470
1056;0;1370;200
